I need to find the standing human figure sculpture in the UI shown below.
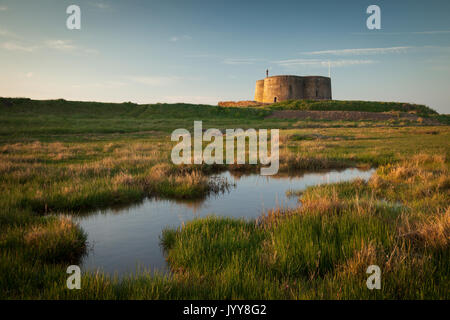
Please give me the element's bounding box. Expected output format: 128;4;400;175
266;69;269;78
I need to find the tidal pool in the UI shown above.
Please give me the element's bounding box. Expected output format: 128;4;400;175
74;168;374;276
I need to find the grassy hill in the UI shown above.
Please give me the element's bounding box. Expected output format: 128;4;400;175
268;99;438;115
0;97;446;142
0;97;273;120
0;98;273;140
1;97;439;117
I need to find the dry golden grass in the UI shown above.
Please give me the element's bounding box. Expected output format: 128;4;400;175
174;171;207;186
148;163;172;180
400;208;450;250
24;216;75;246
112;172;135;187
21;215;86;263
366;154;449;251
339;241;379;275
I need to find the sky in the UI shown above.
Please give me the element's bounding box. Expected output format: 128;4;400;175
0;0;449;113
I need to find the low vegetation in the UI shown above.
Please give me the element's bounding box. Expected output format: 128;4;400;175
0;97;448;299
160;154;448;299
268;99;438;116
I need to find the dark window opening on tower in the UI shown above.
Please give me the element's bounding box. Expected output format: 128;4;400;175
274;97;277;103
316;90;318;98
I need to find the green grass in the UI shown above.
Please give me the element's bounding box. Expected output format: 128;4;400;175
0;97;448;299
159;155;448;299
1;97;444;142
0;97;276;140
268;99;438;116
432;114;450;125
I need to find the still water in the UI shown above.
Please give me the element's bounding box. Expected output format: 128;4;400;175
74;168;374;276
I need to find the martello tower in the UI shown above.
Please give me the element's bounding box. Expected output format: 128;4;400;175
254;75;332;103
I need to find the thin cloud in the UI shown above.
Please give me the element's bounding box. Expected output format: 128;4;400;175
352;30;450;36
128;76;181;86
185;53;221;59
170;35;192;42
82;48;100;55
223;58;264;65
0;28;18;38
413;30;450;35
1;39;98;55
274;58;377;67
274;59;319;67
1;42;38;52
90;2;109;9
0;6;7;11
328;59;377;67
162;95;217;105
45;40;99;55
45;40;77;51
303;46;413;55
422;45;450;53
72;81;127;89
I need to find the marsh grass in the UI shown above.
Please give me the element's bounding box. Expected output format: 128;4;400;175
157;155;449;299
268;99;438;116
0;98;448;299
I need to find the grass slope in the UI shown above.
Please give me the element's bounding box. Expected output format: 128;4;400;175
268;99;438;116
0;97;445;142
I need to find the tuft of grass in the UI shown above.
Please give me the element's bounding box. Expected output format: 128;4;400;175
400;209;449;250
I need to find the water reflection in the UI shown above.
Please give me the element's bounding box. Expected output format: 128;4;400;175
74;168;375;276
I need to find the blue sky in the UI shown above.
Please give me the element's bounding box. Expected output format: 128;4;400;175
0;0;449;113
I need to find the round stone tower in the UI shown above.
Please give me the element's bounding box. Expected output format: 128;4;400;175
254;79;265;102
254;75;331;103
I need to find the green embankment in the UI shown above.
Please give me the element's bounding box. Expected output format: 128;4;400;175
268;99;438;115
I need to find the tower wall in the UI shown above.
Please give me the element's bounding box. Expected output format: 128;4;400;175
262;76;305;103
303;76;332;100
255;75;332;103
254;79;265;102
